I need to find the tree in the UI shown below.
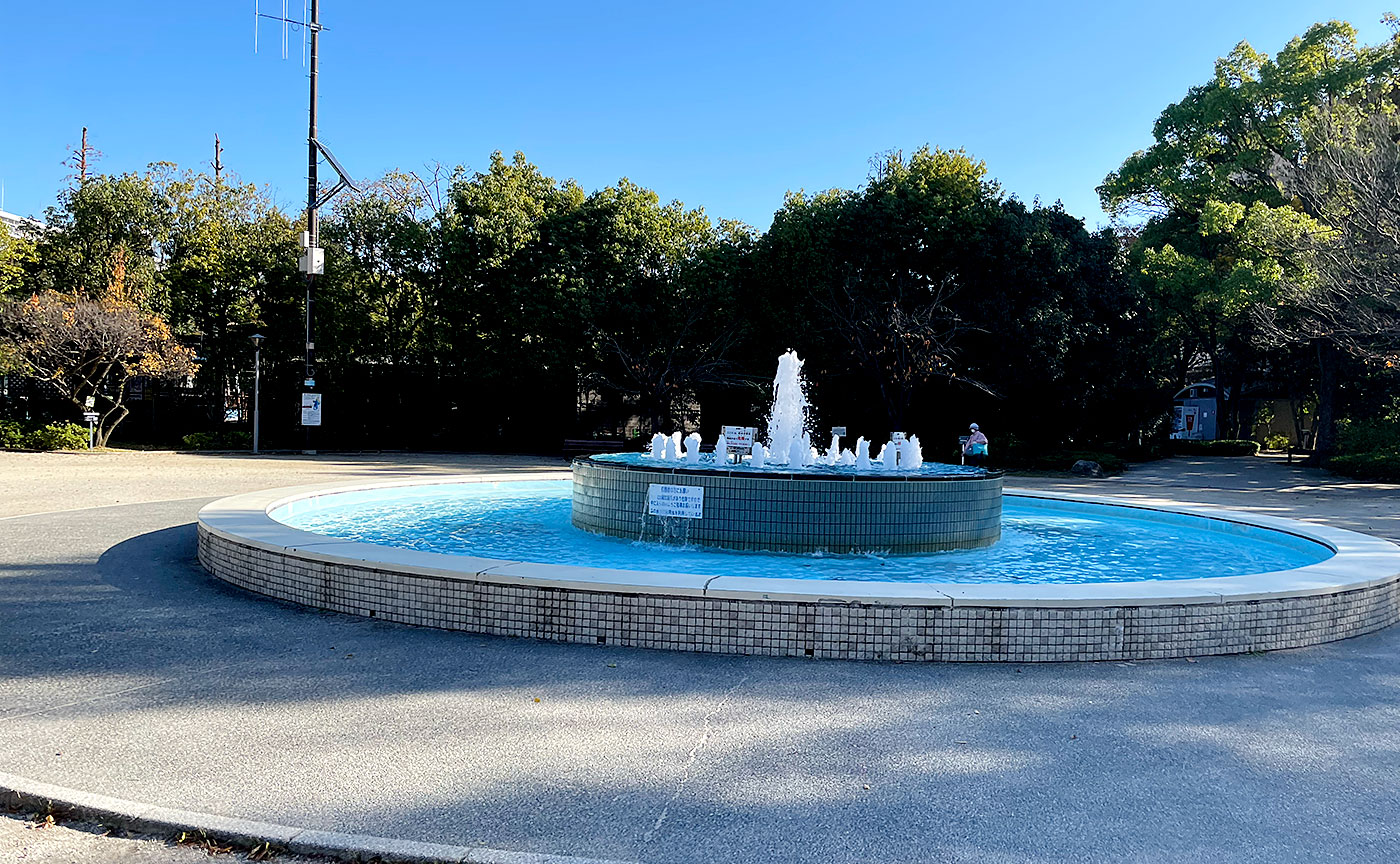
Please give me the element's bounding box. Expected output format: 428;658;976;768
1100;20;1400;451
1260;111;1400;447
30;172;169;308
570;180;740;433
0;221;36;296
159;166;301;426
751;148;1000;431
0;290;198;445
437;152;589;444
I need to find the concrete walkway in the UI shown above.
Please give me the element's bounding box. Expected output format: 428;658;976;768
2;452;1400;863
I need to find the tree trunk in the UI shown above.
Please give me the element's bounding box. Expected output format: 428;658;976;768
95;403;129;448
1313;340;1339;459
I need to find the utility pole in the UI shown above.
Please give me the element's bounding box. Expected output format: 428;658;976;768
255;0;356;454
304;0;321;454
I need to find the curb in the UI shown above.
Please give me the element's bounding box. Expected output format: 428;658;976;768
0;772;634;864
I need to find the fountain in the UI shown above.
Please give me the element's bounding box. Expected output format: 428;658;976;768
195;351;1400;663
570;351;1002;553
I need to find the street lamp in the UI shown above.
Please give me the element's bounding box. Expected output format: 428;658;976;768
250;334;265;454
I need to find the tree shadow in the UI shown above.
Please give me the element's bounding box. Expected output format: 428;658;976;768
2;504;1400;862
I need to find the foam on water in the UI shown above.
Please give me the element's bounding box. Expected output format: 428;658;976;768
274;480;1332;585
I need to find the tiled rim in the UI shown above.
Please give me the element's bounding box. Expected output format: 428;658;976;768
197;472;1400;608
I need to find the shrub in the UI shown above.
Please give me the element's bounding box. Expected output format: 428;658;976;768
181;430;252;451
23;422;91;451
1169;439;1260;457
1263;434;1291;452
1328;451;1400;482
0;420;25;449
1335;419;1400;456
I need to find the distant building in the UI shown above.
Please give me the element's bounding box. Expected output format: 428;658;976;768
0;209;45;236
1170;382;1219;440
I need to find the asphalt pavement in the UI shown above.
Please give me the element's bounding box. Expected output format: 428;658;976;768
2;454;1399;863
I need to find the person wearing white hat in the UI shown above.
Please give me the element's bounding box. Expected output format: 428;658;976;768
963;423;989;467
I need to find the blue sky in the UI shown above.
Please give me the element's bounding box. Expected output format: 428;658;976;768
2;2;1393;230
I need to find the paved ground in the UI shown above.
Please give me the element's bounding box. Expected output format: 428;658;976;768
2;451;1400;863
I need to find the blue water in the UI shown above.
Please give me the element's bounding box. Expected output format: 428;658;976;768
587;451;987;477
273;480;1333;584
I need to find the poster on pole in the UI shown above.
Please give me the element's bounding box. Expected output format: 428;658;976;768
301;393;322;426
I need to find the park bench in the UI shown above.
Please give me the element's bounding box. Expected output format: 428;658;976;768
562;438;626;458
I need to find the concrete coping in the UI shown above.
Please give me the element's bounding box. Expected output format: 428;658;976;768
0;770;633;864
196;472;1400;609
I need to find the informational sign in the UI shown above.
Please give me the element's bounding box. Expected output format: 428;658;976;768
722;425;756;454
647;484;704;519
1183;406;1198;435
830;426;847;438
301;393;323;426
82;412;99;423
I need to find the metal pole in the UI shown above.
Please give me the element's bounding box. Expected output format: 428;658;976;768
304;0;319;453
253;345;262;454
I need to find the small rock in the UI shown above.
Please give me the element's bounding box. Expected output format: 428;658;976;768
1070;459;1103;477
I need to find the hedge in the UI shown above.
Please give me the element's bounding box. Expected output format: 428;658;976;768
1328;451;1400;482
180;430;252;451
1169;439;1260;457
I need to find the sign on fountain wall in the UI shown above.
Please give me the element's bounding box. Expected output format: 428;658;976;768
647;484;705;519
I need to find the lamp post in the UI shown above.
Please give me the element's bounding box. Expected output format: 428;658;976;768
250;334;265;454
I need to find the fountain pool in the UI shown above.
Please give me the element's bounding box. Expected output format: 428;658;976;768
198;472;1400;662
195;350;1400;662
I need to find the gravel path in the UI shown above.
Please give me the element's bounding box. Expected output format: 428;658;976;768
1;452;1398;863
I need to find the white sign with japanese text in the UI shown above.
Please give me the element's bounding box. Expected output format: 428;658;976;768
647;484;704;519
301;393;322;426
722;425;756;454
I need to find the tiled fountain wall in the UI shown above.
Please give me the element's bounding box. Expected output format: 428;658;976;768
196;523;1400;662
570;457;1004;553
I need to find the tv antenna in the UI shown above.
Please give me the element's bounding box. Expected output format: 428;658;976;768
254;0;359;449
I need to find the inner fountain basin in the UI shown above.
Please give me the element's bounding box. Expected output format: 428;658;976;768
197;473;1400;662
572;453;1003;553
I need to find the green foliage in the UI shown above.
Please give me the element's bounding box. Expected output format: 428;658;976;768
1264;434;1292;451
26;422;92;450
158;167;301;429
1328;451;1400;482
0;420;91;451
1335;419;1400;455
1328;416;1400;481
1169;439;1261;456
1101;19;1400;447
0;221;37;296
0;419;25;449
180;430;252;450
32;172;169;307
